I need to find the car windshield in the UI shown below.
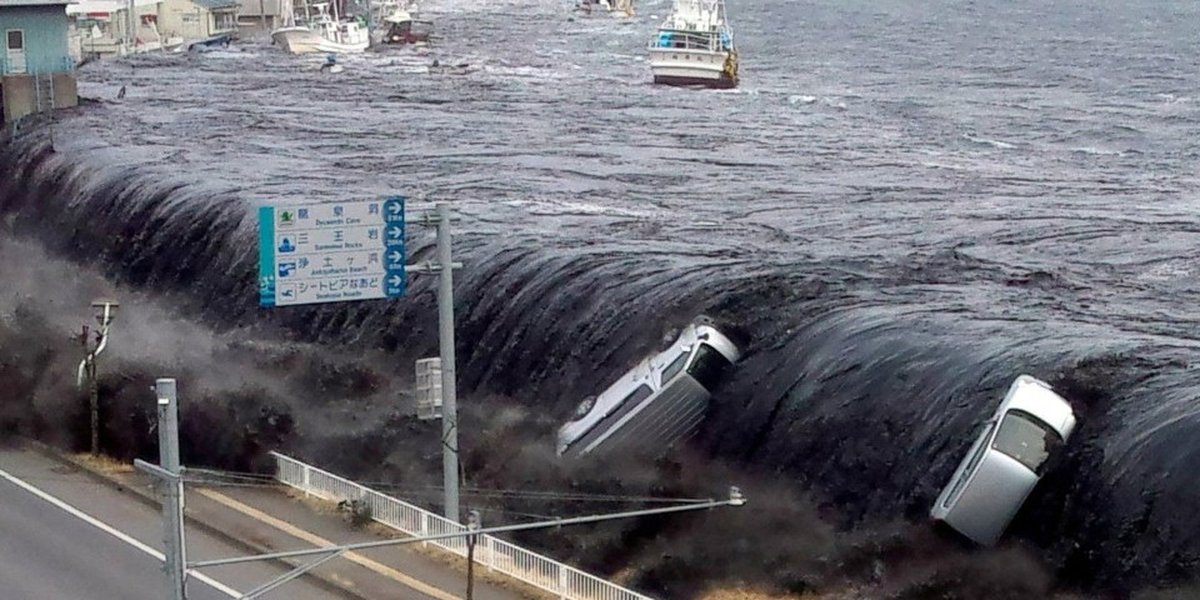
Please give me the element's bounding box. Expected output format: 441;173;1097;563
660;349;690;384
991;410;1063;474
686;344;733;391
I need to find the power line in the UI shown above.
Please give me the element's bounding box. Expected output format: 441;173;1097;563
187;468;712;504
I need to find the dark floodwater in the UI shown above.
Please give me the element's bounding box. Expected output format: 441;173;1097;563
3;0;1200;592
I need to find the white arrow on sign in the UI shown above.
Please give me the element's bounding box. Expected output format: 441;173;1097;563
387;226;403;239
388;203;403;215
388;275;403;287
389;250;403;263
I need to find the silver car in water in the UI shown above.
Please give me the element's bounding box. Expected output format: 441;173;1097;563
931;374;1077;546
556;316;742;459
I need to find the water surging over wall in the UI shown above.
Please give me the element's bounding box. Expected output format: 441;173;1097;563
2;131;1199;593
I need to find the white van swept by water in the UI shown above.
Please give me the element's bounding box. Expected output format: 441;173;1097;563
931;374;1077;546
556;316;742;460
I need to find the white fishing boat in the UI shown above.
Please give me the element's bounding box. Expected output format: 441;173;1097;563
272;0;369;54
647;0;738;89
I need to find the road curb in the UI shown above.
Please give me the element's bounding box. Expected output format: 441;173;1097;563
23;438;371;600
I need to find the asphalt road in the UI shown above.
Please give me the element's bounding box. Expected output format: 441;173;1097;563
0;472;231;599
0;447;341;600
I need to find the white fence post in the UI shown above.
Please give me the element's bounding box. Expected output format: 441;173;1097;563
421;513;429;548
269;452;652;600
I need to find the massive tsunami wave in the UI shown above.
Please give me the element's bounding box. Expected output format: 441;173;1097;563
2;127;1199;596
3;0;1200;596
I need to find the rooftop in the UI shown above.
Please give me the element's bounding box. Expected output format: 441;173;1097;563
0;0;73;6
192;0;238;8
66;0;158;12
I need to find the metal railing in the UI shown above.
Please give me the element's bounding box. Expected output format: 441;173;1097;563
270;452;655;600
650;29;733;52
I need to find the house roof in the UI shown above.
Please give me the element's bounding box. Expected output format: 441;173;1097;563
192;0;238;9
0;0;74;6
65;0;155;12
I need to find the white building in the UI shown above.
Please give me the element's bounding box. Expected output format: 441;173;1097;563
156;0;238;44
67;0;171;56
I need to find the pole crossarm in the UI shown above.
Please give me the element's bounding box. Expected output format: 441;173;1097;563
189;489;746;570
134;459;184;481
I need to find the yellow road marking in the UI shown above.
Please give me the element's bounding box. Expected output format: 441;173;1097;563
196;488;461;600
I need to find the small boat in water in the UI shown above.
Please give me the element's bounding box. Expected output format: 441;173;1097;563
577;0;633;16
272;0;369;55
375;2;434;45
647;0;738;89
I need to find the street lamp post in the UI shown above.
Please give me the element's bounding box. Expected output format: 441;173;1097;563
77;299;119;457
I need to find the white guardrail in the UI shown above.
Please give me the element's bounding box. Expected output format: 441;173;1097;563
270;451;655;600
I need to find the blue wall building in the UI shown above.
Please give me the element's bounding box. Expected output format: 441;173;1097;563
0;0;77;123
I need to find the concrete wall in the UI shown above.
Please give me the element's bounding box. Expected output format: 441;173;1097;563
1;74;33;121
51;71;75;108
1;72;77;124
236;15;277;32
157;0;206;40
236;0;280;29
0;5;73;74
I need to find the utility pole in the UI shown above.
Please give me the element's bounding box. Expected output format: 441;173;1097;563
138;378;188;600
78;333;99;456
436;202;460;524
89;359;99;456
127;0;136;54
77;300;118;457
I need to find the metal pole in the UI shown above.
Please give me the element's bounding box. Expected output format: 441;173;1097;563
191;488;746;569
156;378;187;600
259;0;267;30
437;202;460;524
127;0;135;54
88;358;99;457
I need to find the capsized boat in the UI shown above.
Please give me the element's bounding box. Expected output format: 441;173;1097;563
375;3;434;45
647;0;738;89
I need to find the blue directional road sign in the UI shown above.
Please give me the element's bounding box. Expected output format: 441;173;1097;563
258;197;406;307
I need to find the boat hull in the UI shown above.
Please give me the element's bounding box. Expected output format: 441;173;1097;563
648;47;738;89
653;72;736;89
272;26;368;54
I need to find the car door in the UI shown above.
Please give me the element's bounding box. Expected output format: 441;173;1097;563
6;29;27;74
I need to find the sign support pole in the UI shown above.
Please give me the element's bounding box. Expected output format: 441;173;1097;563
436;202;460;524
156;378;187;600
